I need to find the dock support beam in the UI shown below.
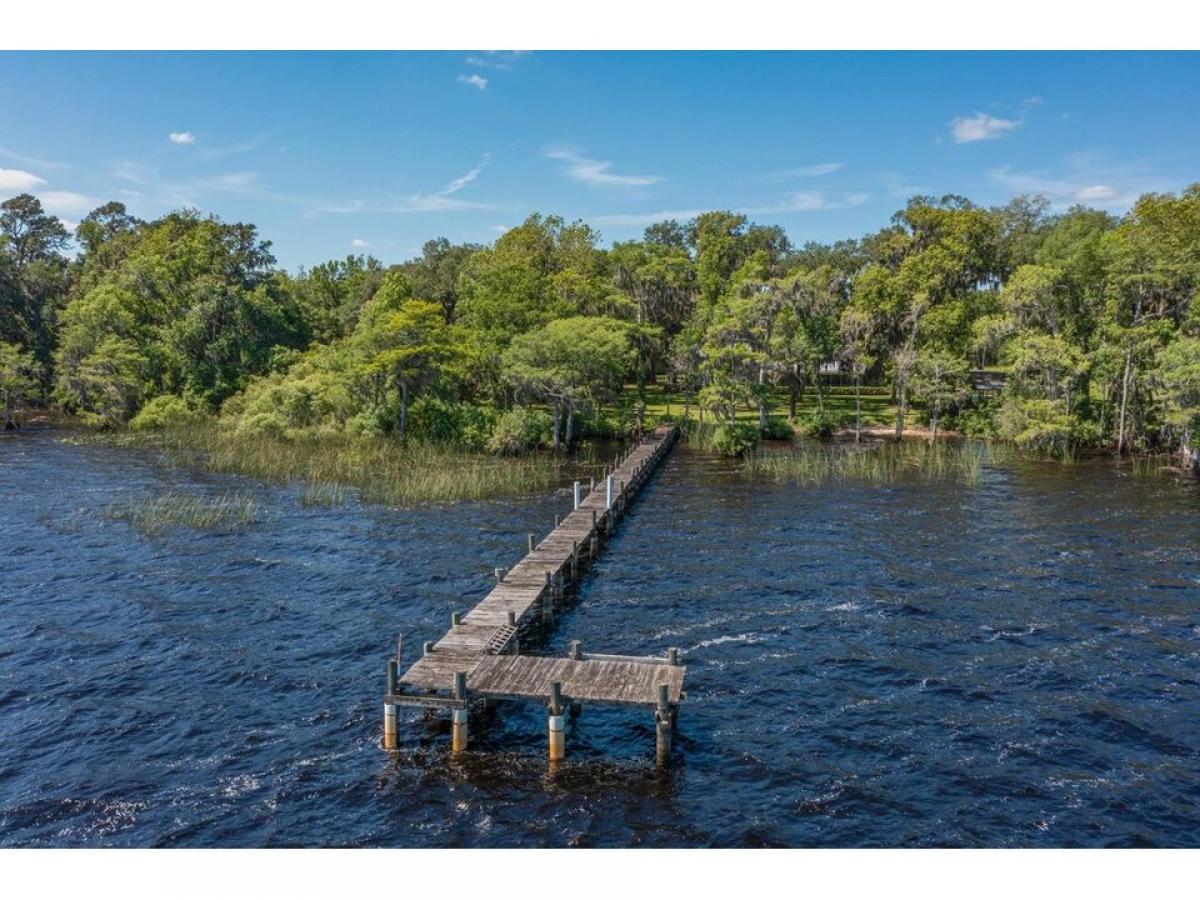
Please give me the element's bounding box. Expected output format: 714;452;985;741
548;681;566;762
451;671;468;753
383;659;398;750
655;683;672;765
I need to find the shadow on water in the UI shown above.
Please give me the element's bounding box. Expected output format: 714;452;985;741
2;430;1200;847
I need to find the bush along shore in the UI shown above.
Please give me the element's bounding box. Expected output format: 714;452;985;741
3;187;1198;485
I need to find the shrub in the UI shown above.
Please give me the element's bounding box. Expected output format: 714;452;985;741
799;409;845;439
712;421;761;457
129;394;205;431
761;416;795;440
406;396;500;450
487;407;553;455
236;410;290;440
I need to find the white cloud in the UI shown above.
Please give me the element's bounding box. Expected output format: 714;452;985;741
442;154;490;195
40;190;96;215
309;157;494;217
168;131;197;145
0;168;47;192
544;146;663;188
593;191;869;228
1074;184;1119;202
0;147;68;170
58;218;78;231
351;238;370;248
750;191;870;214
990;164;1140;208
950;113;1021;143
766;162;845;180
457;74;488;91
466;51;530;70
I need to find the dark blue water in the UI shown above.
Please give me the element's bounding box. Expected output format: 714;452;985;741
2;430;1199;847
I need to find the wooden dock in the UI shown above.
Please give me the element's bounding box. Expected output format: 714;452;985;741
383;424;684;763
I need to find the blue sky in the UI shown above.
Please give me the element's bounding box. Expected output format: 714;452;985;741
1;51;1197;270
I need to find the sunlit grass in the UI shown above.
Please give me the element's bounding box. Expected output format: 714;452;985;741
107;490;258;536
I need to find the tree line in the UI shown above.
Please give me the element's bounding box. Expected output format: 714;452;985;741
1;186;1198;468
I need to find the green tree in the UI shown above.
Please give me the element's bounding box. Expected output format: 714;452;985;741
0;340;40;428
911;349;970;442
502;316;635;449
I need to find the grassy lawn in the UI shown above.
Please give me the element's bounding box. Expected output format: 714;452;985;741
606;378;905;432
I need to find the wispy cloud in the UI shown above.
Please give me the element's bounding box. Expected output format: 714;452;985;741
458;74;488;91
749;191;870;214
309;156;494;217
764;162;845;180
949;113;1021;143
989;157;1169;210
442;154;490;195
591;208;709;227
112;161;305;208
40;190;96;215
544;145;663;189
0;168;47;192
168;131;197;145
592;191;869;228
465;51;530;70
197;133;271;160
0;147;68;171
351;238;370;248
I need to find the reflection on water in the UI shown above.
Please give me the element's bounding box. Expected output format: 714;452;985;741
1;430;1198;847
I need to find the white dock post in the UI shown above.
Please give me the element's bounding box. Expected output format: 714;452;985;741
383;659;398;750
606;474;613;509
451;671;468;753
573;480;581;510
548;682;566;762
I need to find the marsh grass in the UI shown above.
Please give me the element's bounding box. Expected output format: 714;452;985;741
85;427;570;507
108;490;258;536
743;440;998;487
1128;453;1176;478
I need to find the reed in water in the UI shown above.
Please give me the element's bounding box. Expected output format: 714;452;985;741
83;427;571;507
742;440;1006;487
107;490;258;536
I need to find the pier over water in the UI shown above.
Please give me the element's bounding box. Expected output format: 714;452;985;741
383;424;685;763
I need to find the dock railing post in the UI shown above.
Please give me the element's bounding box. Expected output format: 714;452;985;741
605;475;613;509
548;682;566;762
655;683;672;765
383;659;398;750
573;481;581;510
451;671;468;753
528;532;536;553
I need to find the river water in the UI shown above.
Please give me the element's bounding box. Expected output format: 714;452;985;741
2;430;1198;847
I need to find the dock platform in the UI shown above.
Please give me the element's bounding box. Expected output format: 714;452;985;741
382;424;684;762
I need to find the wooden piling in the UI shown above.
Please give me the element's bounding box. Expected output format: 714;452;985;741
383;659;398;750
548;681;565;762
528;532;536;553
451;671;468;753
655;683;672;765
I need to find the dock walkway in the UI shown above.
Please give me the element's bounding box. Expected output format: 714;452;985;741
383;424;684;762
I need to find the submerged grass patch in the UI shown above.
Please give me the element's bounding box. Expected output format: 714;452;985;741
108;490;258;536
743;440;1000;487
83;427;570;507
